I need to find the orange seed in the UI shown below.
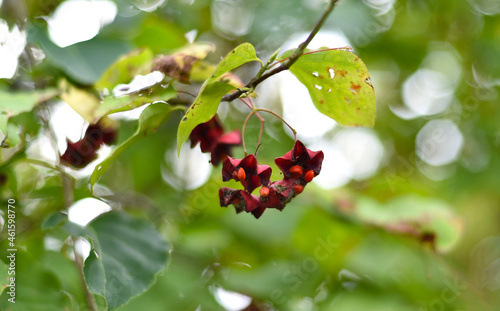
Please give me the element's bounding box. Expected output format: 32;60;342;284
304;170;315;183
289;165;303;179
237;167;246;181
259;187;270;198
293;184;304;194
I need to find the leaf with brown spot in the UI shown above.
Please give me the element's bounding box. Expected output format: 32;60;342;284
279;48;376;127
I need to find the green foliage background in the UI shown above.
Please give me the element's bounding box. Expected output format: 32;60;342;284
1;0;500;310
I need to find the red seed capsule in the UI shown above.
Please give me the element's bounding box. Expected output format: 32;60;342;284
289;165;303;179
237;167;246;181
304;170;315;183
259;186;270;198
293;184;304;194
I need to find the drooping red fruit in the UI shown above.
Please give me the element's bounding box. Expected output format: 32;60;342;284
219;187;264;218
85;122;117;147
210;130;241;166
189;116;241;166
275;140;324;180
289;165;303;179
304;170;315;183
222;154;271;193
189;116;224;152
60;139;98;168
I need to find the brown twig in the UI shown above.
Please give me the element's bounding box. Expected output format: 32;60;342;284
221;0;339;102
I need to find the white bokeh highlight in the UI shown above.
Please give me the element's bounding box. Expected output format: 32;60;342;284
162;144;212;191
113;71;165;97
0;19;26;79
47;0;117;48
363;0;396;15
396;44;462;119
132;0;167;12
279;72;336;140
211;0;255;38
416;119;464;166
68;197;112;226
332;128;385;180
212;286;252;311
309;128;385;189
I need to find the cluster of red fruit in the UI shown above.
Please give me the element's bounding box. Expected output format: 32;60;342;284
219;140;324;218
60;121;117;168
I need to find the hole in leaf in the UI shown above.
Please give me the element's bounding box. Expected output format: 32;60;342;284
312;71;319;77
365;77;374;89
329;68;335;79
314;85;322;90
327;89;332;93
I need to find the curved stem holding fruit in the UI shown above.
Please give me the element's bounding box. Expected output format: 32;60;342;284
255;108;297;141
241;110;257;156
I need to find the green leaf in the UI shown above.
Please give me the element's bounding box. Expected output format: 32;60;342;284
0;261;8;296
42;212;68;230
93;84;177;121
83;211;171;311
2;122;21;147
133;15;188;54
59;80;101;123
211;43;262;81
0;89;58;147
0;251;72;310
0;89;59;119
280;48;376;127
176;82;235;154
90;103;173;188
96;48;154;91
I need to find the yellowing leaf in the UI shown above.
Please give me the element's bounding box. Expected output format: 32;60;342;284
59;80;100;123
93;84;177;122
280;48;376;127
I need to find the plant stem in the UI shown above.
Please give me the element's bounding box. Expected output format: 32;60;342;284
241;110;256;156
60;166;98;311
221;0;339;102
20;158;59;171
240;97;267;155
254;113;266;155
255;108;297;140
72;236;99;311
42;103;98;311
272;46;353;66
